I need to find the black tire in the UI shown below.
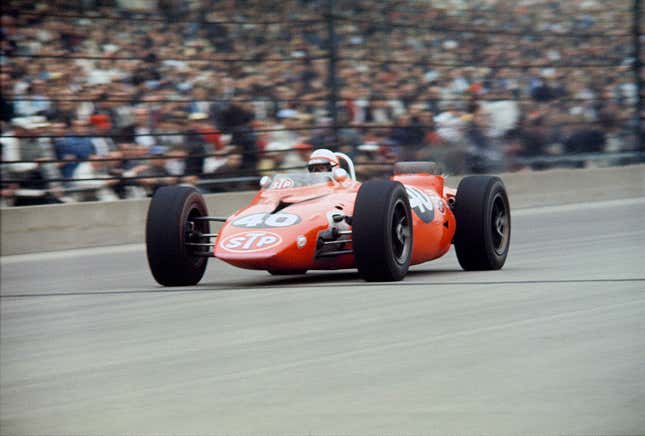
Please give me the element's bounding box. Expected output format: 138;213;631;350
453;176;511;270
146;186;210;286
353;180;413;281
268;269;307;276
393;161;441;175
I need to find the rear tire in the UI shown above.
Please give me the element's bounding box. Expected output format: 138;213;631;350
453;176;511;270
353;180;413;281
146;186;210;286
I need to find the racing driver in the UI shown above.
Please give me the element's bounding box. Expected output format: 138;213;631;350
307;148;339;173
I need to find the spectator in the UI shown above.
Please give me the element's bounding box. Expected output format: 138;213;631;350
2;116;65;205
70;154;119;201
220;103;258;171
202;149;245;192
282;142;314;172
54;118;96;178
354;143;395;180
131;106;156;150
0;0;639;205
127;146;177;195
89;113;117;156
14;80;52;117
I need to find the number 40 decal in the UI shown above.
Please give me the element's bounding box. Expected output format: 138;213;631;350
232;212;301;228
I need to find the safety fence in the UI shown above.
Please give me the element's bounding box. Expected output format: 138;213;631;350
1;0;643;206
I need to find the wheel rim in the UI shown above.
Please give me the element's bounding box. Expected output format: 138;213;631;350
391;199;412;264
185;205;209;258
491;193;509;255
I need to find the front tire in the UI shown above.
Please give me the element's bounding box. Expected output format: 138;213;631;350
453;176;511;270
353;180;413;281
146;186;210;286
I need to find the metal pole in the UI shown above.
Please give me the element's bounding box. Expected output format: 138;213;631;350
326;0;339;148
634;0;643;155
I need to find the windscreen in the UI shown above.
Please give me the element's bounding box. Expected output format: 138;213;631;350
264;173;333;190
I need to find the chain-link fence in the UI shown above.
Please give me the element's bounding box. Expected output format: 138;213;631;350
1;0;643;206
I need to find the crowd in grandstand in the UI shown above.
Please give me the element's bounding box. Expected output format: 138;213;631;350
1;0;643;205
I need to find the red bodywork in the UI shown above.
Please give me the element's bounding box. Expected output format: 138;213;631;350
213;173;457;271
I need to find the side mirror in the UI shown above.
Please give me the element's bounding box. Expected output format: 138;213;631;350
332;168;349;182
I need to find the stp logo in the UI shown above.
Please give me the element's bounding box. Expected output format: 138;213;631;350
220;231;282;253
270;178;295;189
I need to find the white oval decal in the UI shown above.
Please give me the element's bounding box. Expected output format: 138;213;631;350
220;231;282;253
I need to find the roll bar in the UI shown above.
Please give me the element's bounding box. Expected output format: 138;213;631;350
334;152;356;181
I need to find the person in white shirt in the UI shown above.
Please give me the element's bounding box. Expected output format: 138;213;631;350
70;154;119;202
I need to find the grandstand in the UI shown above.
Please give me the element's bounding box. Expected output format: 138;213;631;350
1;0;643;205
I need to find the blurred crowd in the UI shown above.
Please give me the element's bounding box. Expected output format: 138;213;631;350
1;0;643;206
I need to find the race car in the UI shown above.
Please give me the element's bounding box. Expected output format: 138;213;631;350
145;152;510;286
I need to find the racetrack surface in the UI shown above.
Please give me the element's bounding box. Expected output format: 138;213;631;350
2;198;645;434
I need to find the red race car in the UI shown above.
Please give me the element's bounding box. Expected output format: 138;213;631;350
145;152;511;286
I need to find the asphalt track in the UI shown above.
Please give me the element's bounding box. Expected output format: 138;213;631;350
1;197;644;435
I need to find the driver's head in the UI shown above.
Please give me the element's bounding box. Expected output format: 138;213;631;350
307;148;339;173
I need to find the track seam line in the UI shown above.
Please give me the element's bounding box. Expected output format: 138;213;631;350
2;278;644;299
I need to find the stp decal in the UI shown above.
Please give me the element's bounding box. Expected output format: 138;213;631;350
405;186;434;223
220;231;282;253
232;212;301;228
270;177;295;189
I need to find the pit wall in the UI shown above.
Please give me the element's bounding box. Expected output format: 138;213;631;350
2;165;644;256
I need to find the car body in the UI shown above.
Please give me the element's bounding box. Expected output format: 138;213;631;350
214;170;456;272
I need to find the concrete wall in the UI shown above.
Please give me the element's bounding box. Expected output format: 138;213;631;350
2;165;644;256
1;191;256;256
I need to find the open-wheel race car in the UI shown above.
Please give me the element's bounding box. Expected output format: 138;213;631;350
145;152;511;286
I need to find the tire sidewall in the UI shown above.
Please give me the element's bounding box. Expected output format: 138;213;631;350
482;181;511;268
179;192;209;270
146;186;209;286
353;180;413;281
384;190;413;273
454;176;511;271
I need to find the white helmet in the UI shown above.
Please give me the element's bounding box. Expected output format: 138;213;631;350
307;148;339;173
